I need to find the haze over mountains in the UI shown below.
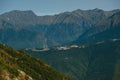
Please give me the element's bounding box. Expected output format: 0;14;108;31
0;8;120;80
0;8;120;49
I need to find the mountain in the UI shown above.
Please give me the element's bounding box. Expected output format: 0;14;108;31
26;39;120;80
0;43;70;80
73;11;120;45
0;9;120;49
1;8;120;80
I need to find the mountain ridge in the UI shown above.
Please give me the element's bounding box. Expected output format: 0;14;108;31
73;11;120;45
0;9;120;49
0;43;70;80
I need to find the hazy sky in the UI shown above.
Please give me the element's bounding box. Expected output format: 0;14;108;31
0;0;120;15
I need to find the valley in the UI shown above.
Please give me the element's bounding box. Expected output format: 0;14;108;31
0;8;120;80
26;39;120;80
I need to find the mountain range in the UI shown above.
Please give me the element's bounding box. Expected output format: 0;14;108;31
0;8;120;80
0;8;120;49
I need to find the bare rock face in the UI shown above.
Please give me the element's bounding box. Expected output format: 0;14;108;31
0;70;11;80
17;70;33;80
0;70;33;80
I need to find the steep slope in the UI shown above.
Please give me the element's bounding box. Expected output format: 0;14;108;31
26;39;120;80
0;44;70;80
0;9;119;49
74;11;120;45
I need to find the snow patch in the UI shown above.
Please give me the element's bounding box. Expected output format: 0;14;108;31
31;48;49;52
57;46;70;50
95;41;104;45
111;39;120;42
70;45;79;48
79;45;85;48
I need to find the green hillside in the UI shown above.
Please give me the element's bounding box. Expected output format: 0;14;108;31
26;39;120;80
0;44;70;80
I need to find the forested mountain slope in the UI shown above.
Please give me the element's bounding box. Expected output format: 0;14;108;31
0;44;70;80
26;39;120;80
0;9;119;49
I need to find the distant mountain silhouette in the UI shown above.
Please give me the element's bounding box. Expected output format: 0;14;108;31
0;9;120;49
73;11;120;45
